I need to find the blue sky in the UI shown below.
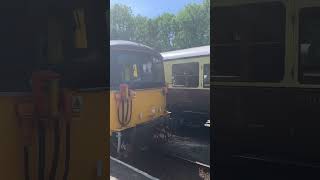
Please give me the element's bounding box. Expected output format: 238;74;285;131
110;0;204;18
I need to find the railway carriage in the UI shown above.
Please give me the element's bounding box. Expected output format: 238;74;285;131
162;46;210;128
213;0;320;167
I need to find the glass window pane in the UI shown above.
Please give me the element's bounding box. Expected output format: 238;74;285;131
299;8;320;83
110;50;164;89
203;64;210;88
213;2;285;82
172;62;199;87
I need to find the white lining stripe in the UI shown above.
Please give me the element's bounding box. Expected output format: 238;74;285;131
110;156;160;180
169;154;210;168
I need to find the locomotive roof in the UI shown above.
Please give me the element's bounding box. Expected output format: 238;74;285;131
110;40;162;59
161;45;210;61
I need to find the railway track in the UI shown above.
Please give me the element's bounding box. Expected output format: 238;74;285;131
110;118;210;180
120;148;210;180
111;133;210;180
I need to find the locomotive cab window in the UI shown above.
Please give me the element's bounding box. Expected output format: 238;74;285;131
203;64;210;88
172;62;199;87
299;8;320;84
110;50;165;89
213;2;285;82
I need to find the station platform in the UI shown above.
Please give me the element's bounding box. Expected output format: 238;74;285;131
110;156;159;180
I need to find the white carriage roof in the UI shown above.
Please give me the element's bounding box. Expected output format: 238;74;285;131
161;45;210;61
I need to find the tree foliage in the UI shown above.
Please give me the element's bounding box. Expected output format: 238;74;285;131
110;4;135;40
110;0;210;52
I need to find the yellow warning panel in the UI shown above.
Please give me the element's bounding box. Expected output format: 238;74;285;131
0;95;26;180
73;8;88;49
66;91;108;179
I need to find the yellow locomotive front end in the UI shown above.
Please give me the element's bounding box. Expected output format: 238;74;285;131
110;88;167;133
110;41;170;156
0;1;109;179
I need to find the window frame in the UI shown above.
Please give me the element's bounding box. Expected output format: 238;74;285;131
172;62;200;88
298;7;320;84
212;2;286;83
203;63;210;88
110;49;165;90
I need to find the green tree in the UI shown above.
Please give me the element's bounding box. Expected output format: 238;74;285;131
174;2;210;49
132;15;149;44
110;0;210;51
145;19;161;50
110;4;135;40
203;0;210;44
154;13;176;51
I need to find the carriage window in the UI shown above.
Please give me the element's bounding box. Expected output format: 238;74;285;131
172;62;199;87
299;8;320;84
203;64;210;88
213;2;285;82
